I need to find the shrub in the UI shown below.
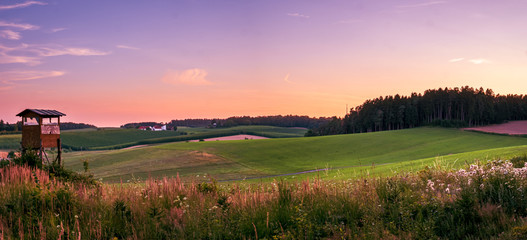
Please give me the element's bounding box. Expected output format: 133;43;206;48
45;163;98;186
510;154;527;168
12;150;42;169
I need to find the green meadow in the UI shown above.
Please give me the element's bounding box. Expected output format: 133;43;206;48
63;127;527;182
0;125;307;150
0;134;21;149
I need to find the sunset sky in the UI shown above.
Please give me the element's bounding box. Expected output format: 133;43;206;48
1;0;526;126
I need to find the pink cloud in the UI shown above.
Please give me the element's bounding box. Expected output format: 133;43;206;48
0;1;47;10
0;30;21;40
162;68;212;86
0;70;65;82
0;21;39;30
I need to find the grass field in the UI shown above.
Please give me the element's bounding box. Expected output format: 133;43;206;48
0;126;307;150
179;125;307;138
0;134;21;149
63;127;527;182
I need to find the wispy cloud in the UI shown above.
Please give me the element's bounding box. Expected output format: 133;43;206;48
162;68;212;86
0;21;39;30
397;1;446;8
448;57;492;65
0;70;65;82
469;58;491;64
0;85;13;91
37;47;110;57
0;52;41;65
287;13;310;18
0;70;64;91
0;1;47;10
0;43;110;66
284;73;293;83
448;58;464;63
51;27;67;33
0;30;21;40
117;45;140;50
335;19;363;24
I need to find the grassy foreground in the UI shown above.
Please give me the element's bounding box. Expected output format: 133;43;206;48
63;127;527;182
3;158;527;239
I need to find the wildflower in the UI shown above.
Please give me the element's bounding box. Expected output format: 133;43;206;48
427;180;435;191
445;188;450;194
75;215;78;219
183;197;187;201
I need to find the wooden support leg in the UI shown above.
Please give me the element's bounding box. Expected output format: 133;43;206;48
57;138;62;166
40;140;43;164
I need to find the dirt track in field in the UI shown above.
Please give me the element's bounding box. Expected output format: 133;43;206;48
189;134;269;142
463;121;527;135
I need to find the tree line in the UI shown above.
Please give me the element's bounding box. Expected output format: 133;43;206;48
308;86;527;136
0;120;95;134
218;115;331;128
0;120;22;133
122;115;331;129
60;122;97;130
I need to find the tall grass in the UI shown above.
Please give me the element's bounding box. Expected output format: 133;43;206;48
3;157;527;239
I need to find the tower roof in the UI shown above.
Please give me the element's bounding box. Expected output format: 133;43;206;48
16;109;66;117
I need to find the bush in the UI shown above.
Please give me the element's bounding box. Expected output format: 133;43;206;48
510;154;527;168
45;163;98;186
11;150;42;169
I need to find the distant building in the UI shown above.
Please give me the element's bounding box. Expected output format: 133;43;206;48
153;125;167;131
138;125;166;131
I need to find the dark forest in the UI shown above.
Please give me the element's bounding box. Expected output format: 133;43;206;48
309;86;527;136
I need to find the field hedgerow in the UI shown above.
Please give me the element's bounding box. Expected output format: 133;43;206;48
2;157;527;239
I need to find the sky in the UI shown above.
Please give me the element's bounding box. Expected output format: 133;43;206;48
1;0;526;127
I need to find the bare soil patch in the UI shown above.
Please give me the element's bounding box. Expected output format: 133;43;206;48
189;134;269;142
463;121;527;135
123;144;148;150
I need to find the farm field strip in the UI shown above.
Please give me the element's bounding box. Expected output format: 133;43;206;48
0;125;308;150
188;134;269;142
463;120;527;135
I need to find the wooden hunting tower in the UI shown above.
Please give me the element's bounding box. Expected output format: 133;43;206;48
17;109;66;164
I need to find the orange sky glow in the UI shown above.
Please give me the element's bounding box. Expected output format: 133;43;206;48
1;0;526;126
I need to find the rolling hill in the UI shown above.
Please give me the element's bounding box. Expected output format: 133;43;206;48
63;127;527;182
0;126;308;150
